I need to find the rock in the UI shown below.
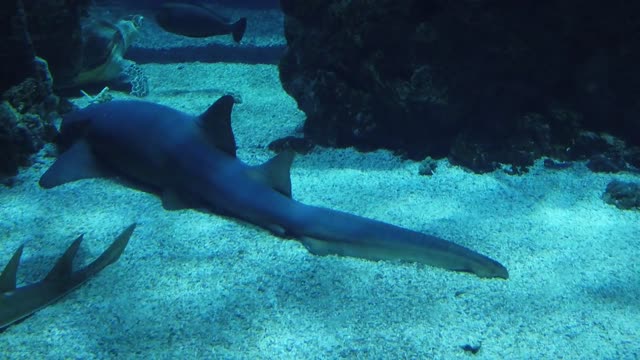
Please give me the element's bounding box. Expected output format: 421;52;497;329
0;0;90;178
0;0;36;94
20;0;90;88
0;57;59;178
624;146;640;170
418;157;437;176
268;136;315;154
279;0;640;172
448;137;497;174
543;158;572;170
587;154;627;173
567;131;618;160
603;180;640;210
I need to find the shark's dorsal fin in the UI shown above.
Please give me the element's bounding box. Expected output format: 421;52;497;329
0;245;24;292
250;150;295;198
44;235;83;281
198;95;237;157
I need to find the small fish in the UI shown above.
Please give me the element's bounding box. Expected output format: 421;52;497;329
156;2;247;42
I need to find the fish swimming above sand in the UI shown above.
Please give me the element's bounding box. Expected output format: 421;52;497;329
0;224;135;330
156;2;247;42
39;96;508;279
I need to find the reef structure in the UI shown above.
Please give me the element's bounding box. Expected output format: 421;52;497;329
0;0;91;179
279;0;640;173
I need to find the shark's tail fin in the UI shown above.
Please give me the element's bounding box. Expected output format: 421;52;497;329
294;204;509;279
81;223;136;278
232;18;247;43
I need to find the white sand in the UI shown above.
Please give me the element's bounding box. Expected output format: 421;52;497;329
1;62;639;359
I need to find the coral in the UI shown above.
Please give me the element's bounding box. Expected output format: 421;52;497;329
0;57;59;178
603;180;640;210
279;0;640;172
123;63;149;97
81;87;113;104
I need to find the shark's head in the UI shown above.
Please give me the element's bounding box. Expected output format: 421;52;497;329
57;106;95;150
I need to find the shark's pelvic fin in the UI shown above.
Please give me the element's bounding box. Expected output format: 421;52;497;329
39;140;107;189
198;95;237;157
161;189;197;210
250;150;295;198
0;245;23;292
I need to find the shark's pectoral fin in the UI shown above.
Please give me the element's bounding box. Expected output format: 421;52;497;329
39;140;108;188
0;245;23;292
161;189;194;210
249;150;295;197
198;95;237;157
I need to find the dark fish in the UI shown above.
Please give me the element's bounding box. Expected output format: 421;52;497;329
156;2;247;42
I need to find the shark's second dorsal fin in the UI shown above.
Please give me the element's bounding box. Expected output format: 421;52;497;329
0;245;24;292
44;236;83;282
251;150;295;198
198;95;237;157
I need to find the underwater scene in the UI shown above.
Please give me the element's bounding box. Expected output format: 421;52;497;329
1;0;639;359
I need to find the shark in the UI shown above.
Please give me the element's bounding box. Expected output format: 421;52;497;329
39;96;508;279
0;224;135;330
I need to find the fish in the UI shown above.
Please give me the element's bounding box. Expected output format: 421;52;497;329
0;224;135;330
155;2;247;42
39;96;508;279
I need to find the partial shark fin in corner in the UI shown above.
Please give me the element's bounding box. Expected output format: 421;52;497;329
0;224;136;330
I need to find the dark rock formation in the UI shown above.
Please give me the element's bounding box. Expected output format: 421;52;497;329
279;0;640;173
0;0;88;179
0;0;36;93
1;58;59;178
418;157;438;176
95;0;280;10
268;136;315;155
587;154;628;173
603;180;640;210
21;0;89;88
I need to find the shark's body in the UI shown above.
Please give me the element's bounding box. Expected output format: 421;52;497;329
0;224;135;330
40;96;508;279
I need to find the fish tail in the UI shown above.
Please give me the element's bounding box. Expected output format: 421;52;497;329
290;204;509;279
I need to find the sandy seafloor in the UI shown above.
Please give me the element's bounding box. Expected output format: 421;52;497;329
1;11;640;360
